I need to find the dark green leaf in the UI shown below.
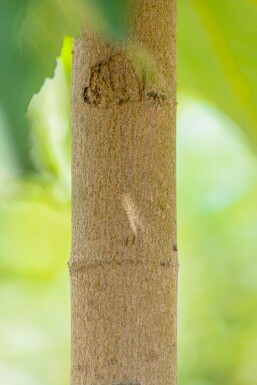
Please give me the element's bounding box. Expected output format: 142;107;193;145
86;0;130;39
0;0;129;174
0;0;32;172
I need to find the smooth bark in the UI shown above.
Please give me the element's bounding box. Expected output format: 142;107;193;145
70;1;177;385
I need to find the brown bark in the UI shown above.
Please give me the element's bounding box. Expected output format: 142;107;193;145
69;1;177;385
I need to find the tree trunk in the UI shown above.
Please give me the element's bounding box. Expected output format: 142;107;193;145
69;1;177;385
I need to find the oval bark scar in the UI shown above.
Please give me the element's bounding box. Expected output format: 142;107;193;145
83;53;166;107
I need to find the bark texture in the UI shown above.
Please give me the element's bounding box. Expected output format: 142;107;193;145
70;1;177;385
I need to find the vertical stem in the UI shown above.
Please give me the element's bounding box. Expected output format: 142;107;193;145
70;1;177;385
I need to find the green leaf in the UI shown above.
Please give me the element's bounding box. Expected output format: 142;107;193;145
86;0;130;39
178;0;257;146
0;0;128;174
0;0;83;173
0;0;32;172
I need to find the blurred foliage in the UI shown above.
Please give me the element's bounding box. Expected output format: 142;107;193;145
0;47;72;385
86;0;130;38
0;0;129;173
0;0;31;171
1;2;257;385
178;0;257;146
177;100;257;385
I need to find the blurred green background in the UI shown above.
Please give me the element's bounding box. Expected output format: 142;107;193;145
0;1;257;385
